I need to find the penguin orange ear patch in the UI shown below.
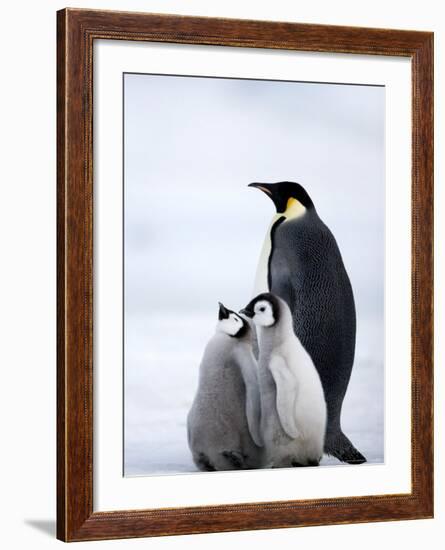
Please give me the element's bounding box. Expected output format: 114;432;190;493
285;197;306;218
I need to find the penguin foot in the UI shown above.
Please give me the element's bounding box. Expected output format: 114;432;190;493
291;459;320;467
222;450;246;469
195;452;216;472
324;432;367;465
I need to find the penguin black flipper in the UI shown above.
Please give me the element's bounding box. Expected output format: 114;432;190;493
269;214;366;465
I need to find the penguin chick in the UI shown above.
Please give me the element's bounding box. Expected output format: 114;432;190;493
187;303;263;472
249;181;366;465
240;293;326;468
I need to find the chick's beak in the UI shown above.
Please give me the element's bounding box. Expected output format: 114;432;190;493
239;307;254;318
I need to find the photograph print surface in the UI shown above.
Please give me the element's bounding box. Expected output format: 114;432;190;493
123;72;384;476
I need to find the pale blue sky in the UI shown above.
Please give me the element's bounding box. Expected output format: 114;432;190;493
124;74;384;323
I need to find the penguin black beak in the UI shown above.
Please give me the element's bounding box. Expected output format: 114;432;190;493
239;307;254;318
248;182;273;196
248;182;284;213
218;302;230;320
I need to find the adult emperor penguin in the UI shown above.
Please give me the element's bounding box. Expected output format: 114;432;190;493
240;293;326;468
187;303;263;471
249;181;366;464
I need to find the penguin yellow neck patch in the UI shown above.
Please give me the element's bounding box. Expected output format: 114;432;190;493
284;197;306;219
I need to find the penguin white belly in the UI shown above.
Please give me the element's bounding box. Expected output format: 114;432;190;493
263;337;326;467
253;214;282;295
253;201;306;297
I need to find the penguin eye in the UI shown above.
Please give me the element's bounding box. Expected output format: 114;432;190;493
259;307;265;312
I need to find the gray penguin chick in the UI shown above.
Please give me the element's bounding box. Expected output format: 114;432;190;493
187;303;263;471
241;293;326;468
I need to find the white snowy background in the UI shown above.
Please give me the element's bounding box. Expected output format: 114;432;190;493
124;74;385;476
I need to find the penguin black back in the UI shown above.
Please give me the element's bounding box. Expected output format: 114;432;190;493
270;213;356;393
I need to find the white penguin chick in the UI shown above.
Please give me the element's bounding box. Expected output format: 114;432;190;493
187;303;263;471
240;293;326;468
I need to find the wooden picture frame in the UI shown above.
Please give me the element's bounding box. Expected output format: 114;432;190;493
57;8;434;542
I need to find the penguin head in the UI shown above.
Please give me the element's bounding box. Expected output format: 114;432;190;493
248;181;314;215
240;293;280;328
217;302;249;338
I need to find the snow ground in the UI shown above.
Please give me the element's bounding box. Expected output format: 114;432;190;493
124;314;384;476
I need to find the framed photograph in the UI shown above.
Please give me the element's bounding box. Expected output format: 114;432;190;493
57;8;434;542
